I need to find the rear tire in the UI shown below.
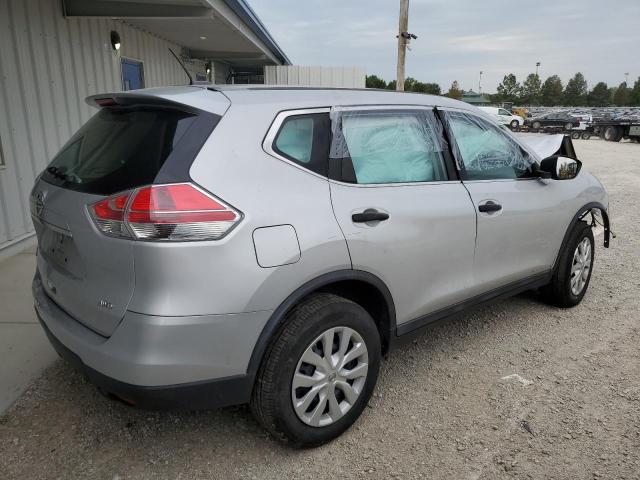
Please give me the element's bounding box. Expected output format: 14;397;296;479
581;132;591;140
541;221;594;308
564;122;574;131
571;132;581;140
250;293;381;447
532;121;542;130
603;126;623;142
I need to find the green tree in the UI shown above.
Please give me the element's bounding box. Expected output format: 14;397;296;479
563;72;588;106
386;80;397;90
587;82;610;106
411;81;441;95
404;77;418;91
520;73;542;105
446;80;463;99
365;74;387;89
496;74;521;102
631;77;640;106
613;81;630;106
540;75;564;106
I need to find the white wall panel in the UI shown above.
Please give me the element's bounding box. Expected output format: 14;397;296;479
0;0;206;249
264;65;366;89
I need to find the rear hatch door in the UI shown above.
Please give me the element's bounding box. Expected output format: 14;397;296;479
31;92;224;336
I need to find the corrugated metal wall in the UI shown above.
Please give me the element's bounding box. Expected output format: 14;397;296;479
0;0;205;249
264;66;366;88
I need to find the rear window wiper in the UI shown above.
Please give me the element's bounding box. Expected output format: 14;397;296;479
46;166;71;181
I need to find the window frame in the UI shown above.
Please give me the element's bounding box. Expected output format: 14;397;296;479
439;107;540;183
263;108;331;179
327;105;459;187
120;57;145;91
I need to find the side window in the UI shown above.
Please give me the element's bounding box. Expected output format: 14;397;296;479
498;109;511;116
272;113;330;176
330;109;448;184
445;111;535;180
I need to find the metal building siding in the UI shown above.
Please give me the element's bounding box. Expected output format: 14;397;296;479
264;65;366;88
0;0;201;249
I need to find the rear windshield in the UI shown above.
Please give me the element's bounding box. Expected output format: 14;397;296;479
41;107;198;194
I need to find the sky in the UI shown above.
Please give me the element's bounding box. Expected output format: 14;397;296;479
249;0;640;93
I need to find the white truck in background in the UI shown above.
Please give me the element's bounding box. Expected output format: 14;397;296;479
479;106;524;130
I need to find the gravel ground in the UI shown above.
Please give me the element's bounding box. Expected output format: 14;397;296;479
1;139;639;480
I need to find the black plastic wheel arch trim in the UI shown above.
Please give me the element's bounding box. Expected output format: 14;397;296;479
554;203;611;268
245;269;397;378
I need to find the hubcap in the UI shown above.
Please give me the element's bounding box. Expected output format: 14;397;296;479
570;237;592;295
291;326;368;427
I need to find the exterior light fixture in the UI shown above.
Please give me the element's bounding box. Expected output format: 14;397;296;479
199;36;207;40
110;31;121;51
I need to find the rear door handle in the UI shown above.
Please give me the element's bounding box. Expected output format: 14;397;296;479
478;202;502;213
352;209;390;223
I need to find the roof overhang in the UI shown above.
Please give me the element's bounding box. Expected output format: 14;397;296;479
62;0;291;68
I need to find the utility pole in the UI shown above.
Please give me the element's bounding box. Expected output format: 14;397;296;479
536;62;541;76
396;0;409;91
625;72;629;84
479;71;483;94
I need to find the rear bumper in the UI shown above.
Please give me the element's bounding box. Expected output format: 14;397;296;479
33;272;272;409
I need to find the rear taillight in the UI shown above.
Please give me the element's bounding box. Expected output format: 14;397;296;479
89;183;241;241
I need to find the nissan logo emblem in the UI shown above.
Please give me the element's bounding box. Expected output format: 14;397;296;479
35;192;45;217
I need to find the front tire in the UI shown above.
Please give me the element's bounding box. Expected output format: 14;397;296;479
510;119;519;130
541;221;594;308
250;293;381;447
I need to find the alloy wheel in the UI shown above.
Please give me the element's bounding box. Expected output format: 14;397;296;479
292;326;368;427
570;237;592;296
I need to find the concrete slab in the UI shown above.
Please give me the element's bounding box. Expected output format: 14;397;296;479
0;324;57;413
0;246;58;414
0;250;38;323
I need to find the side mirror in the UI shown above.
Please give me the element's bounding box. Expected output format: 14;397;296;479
538;155;582;180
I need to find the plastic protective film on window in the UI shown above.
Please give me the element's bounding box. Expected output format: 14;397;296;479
446;111;534;179
329;106;449;184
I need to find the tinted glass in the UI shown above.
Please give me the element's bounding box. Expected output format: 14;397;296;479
332;109;448;184
272;113;330;176
446;111;535;180
275;117;314;164
41;107;197;194
499;109;511;116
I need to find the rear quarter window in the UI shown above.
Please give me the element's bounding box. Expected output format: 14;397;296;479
270;112;330;177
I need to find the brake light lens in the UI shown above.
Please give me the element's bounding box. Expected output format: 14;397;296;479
90;192;131;237
89;183;242;241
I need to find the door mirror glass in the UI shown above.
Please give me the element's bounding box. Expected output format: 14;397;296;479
539;155;582;180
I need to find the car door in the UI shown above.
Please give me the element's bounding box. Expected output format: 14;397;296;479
442;109;571;292
498;108;512;125
328;106;477;326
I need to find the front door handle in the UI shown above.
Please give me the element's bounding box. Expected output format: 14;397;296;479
352;209;390;223
478;202;502;213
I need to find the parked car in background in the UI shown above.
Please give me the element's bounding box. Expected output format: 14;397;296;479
525;111;581;131
479;106;524;129
31;86;611;447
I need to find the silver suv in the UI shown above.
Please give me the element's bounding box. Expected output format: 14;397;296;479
31;86;610;447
